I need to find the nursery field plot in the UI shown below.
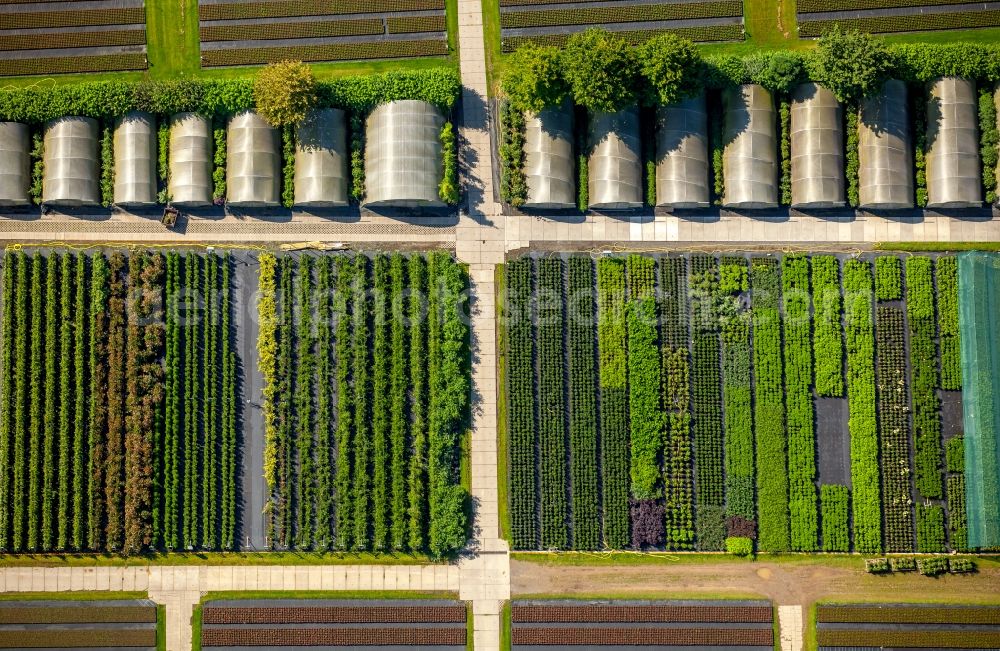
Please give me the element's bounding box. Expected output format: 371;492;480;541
502;252;966;556
816;603;1000;649
511;599;774;649
0;598;159;649
797;0;1000;38
498;0;744;52
198;0;450;68
0;0;147;77
0;248;240;555
256;251;470;556
200;598;467;649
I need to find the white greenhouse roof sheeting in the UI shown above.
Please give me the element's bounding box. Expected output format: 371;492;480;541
168;112;213;207
42;116;99;207
523;103;575;210
294;108;348;207
790;83;845;209
113;111;157;206
364;100;444;208
227;111;280;207
588;107;642;210
722;84;778;209
0;122;29;206
926;76;981;208
655;95;709;209
859;79;913;209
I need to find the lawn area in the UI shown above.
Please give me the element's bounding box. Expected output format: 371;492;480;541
146;0;200;78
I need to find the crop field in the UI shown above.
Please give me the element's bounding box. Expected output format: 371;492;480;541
257;251;470;556
511;600;774;649
797;0;1000;38
0;248;470;558
198;0;450;68
200;598;467;648
0;0;147;77
816;603;1000;648
0;599;158;649
498;0;744;53
503;252;967;554
0;250;238;555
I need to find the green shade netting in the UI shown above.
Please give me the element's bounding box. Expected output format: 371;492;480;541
958;251;1000;549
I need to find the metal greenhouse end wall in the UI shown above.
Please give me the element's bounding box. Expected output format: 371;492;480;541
958;251;1000;549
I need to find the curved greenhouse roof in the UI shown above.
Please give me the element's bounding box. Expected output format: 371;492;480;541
168;112;213;207
294;108;348;207
523;104;575;210
43;116;99;207
655;96;709;209
227;111;281;207
0;122;29;206
588;108;642;210
364;100;444;208
926;77;981;208
113;111;157;206
722;84;777;209
790;83;844;209
859;80;913;209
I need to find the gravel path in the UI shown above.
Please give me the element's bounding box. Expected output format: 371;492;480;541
511;557;1000;606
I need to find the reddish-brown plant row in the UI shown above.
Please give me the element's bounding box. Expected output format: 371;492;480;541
512;605;772;623
203;605;466;624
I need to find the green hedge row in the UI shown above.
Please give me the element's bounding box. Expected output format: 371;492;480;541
661;258;695;550
720;259;753;526
626;255;663;502
936;256;961;391
821;484;850;552
598;258;630;549
905;257;943;499
258;252;468;555
568;257;599;550
812;256;844;397
875;305;915;553
874;256;902;302
843;259;882;554
783;255;818;552
506;259;536;550
751;258;790;553
537;258;568;549
0;68;460;123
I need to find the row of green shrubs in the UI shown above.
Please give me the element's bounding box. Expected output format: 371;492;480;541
866;556;977;576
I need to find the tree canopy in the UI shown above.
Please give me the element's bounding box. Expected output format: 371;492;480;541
638;33;703;106
560;29;641;112
254;60;317;127
501;43;569;114
814;26;893;103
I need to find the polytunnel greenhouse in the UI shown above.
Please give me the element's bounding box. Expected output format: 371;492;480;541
294;108;348;207
168;112;213;207
722;84;778;209
0;122;29;206
113;112;157;206
523;104;575;210
859;80;913;209
227;111;281;208
364;100;444;208
42;116;99;207
655;96;709;209
926;77;981;208
790;83;844;208
588;108;642;210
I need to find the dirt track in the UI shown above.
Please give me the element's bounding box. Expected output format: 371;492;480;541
511;558;1000;606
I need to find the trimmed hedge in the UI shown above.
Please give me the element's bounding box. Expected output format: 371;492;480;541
821;485;850;552
0;68;461;123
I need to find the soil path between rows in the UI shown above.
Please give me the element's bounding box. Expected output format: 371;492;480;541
511;559;1000;605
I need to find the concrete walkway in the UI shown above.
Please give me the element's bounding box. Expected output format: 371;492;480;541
454;1;511;651
778;605;804;651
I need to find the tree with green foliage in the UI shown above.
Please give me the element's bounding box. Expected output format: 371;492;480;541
560;29;640;112
254;60;317;127
502;44;569;114
748;51;804;95
814;26;893;103
639;34;702;106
